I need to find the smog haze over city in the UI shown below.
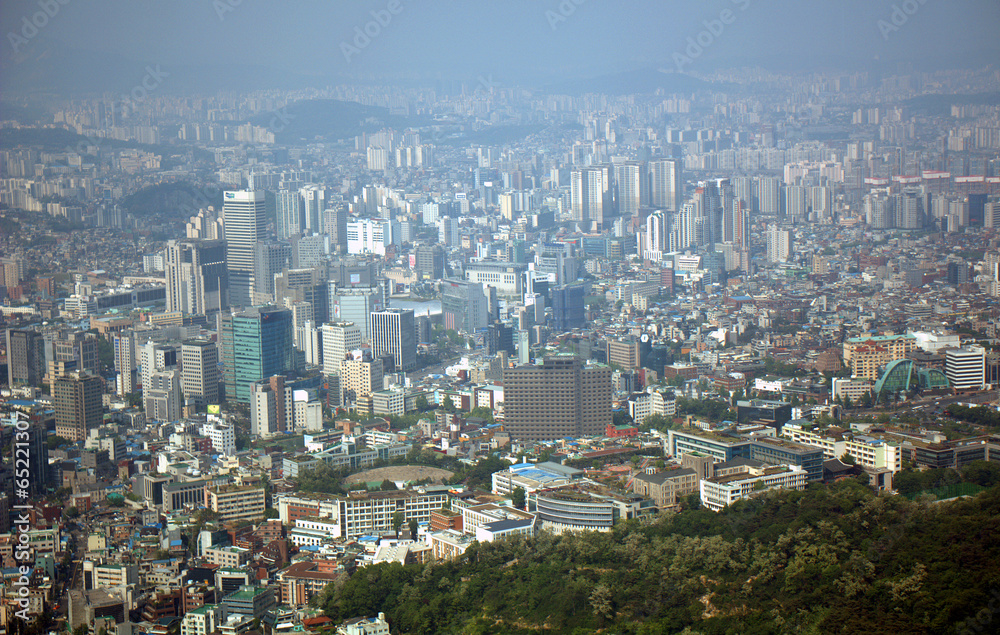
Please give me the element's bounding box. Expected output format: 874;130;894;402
2;1;1000;635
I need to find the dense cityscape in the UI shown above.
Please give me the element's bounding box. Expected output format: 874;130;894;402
2;2;1000;634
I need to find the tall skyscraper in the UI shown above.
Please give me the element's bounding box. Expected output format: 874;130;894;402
767;227;793;263
415;244;445;280
644;210;668;259
758;176;781;217
321;322;362;377
165;239;229;315
219;306;294;403
299;184;326;234
945;346;986;390
441;280;489;333
732;202;751;251
733;176;756;214
329;284;387;341
502;356;611;441
113;332;137;395
784;185;808;222
253;241;291;301
550;284;586;332
251;375;293;437
223;189;267;307
370;308;416;373
5;328;45;387
53;371;103;442
276;189;303;240
324;205;349;253
571;166;610;228
865;189;894;229
50;330;99;379
340;354;384;405
347;218;393;255
613;161;643;216
139;341;177;392
181;339;219;410
649;159;683;212
145;369;182;423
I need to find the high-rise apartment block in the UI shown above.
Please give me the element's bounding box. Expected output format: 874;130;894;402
649;158;683;211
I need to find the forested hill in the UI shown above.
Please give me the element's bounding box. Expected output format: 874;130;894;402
315;478;1000;634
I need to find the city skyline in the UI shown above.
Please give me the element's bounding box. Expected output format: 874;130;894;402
3;1;1000;98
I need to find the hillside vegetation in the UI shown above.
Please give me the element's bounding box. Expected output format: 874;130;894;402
316;478;1000;634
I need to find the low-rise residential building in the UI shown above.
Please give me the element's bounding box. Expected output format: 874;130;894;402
221;584;275;620
337;613;390;635
206;485;266;523
204;546;251;568
475;517;536;542
277;560;344;607
781;421;902;473
275;492;340;524
666;428;751;462
180;604;224;635
289;517;341;546
428;529;475;561
749;436;825;482
631;467;699;509
91;563;138;589
831;378;875;402
163;479;209;512
700;464;807;512
282;441;411;477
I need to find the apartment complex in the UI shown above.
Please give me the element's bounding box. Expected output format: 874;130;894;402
843;334;918;380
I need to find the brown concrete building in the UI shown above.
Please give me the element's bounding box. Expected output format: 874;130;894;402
53;371;103;442
502;356;611;441
607;339;640;370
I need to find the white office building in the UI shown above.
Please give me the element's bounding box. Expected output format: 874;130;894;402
945;346;986;390
347;218;392;256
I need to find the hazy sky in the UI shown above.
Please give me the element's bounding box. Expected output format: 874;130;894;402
3;0;999;93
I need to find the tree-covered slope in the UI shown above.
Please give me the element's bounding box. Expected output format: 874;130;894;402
317;479;1000;634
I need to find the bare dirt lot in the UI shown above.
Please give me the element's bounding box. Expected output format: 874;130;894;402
345;465;455;485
